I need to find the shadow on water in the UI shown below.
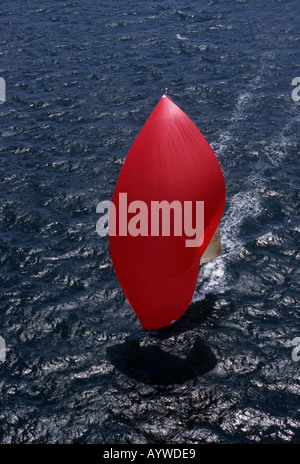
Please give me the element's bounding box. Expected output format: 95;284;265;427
107;336;217;386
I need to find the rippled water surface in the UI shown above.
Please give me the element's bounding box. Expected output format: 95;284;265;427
0;0;299;444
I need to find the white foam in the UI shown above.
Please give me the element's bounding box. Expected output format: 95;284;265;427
176;33;187;41
264;108;300;167
199;257;227;295
99;263;110;270
193;188;262;299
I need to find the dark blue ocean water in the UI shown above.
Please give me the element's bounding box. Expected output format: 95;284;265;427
0;0;299;444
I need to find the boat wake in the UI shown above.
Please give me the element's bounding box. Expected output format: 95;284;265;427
193;187;262;301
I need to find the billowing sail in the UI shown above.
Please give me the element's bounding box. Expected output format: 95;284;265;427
109;95;226;330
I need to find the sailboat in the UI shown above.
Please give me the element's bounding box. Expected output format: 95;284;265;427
108;92;226;330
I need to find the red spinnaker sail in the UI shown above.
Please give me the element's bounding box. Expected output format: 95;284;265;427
109;95;225;330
